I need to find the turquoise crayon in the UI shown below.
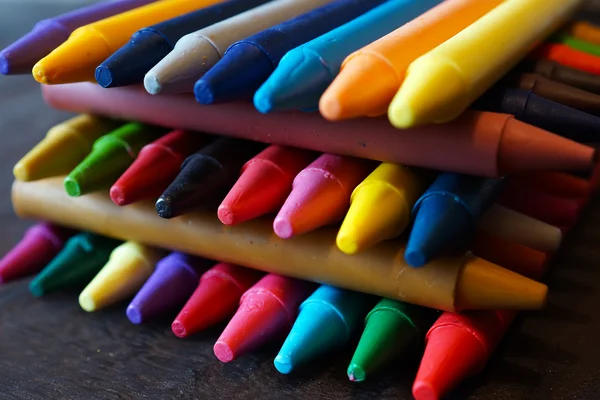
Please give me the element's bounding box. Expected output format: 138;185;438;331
253;0;441;113
274;285;375;374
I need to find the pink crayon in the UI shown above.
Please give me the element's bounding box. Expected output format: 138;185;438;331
273;154;375;238
213;273;315;362
0;222;74;283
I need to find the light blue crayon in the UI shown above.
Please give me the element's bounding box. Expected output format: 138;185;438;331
274;285;375;374
253;0;442;113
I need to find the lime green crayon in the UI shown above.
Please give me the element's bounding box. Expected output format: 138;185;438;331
64;122;165;197
29;233;122;297
551;33;600;57
347;298;438;382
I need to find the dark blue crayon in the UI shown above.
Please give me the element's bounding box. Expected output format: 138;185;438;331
194;0;389;105
405;173;506;267
473;87;600;143
95;0;273;88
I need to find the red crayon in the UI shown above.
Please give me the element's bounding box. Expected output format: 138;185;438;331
213;274;314;363
218;145;317;225
0;222;73;283
510;171;592;199
110;130;210;206
171;263;263;338
531;43;600;76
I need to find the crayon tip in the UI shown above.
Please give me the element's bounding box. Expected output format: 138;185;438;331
63;176;82;197
126;304;144;325
29;279;46;297
109;185;127;206
0;56;8;75
171;320;188;338
144;75;161;95
347;365;366;382
94;66;113;88
155;197;173;219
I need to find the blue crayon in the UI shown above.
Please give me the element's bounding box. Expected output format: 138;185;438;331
253;0;442;113
194;0;389;105
405;173;506;267
96;0;272;88
274;285;375;374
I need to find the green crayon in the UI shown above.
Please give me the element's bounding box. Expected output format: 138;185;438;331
29;233;121;297
347;298;438;382
551;33;600;57
64;122;164;197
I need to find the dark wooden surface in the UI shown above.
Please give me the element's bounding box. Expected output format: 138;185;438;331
1;2;600;399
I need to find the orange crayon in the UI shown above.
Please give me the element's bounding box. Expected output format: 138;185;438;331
565;20;600;45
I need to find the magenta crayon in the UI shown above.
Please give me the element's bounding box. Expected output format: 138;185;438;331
172;263;263;338
213;274;315;363
0;222;73;283
218;145;317;225
273;154;375;238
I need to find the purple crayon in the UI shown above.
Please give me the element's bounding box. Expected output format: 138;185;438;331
0;222;74;283
126;252;211;324
0;0;158;75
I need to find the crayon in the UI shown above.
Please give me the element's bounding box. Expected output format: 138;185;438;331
348;299;437;382
564;20;600;45
254;0;442;113
126;252;212;324
29;233;121;297
96;0;272;88
79;242;164;312
214;274;314;362
320;0;504;121
194;0;389;104
273;154;374;239
473;87;600;143
64;123;164;197
336;164;435;255
518;58;600;95
156;137;265;219
144;0;335;95
42;84;597;176
15;178;549;312
274;285;375;374
32;0;226;84
551;33;600;57
510;171;592;199
531;43;600;76
13;115;121;182
0;0;158;75
171;263;263;338
406;174;505;267
218;145;317;226
0;223;73;283
388;0;581;128
110;130;211;206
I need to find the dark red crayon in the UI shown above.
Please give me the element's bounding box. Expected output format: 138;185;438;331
510;171;592;199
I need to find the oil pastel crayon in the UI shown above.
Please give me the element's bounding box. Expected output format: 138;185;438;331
406;173;505;267
214;274;314;362
388;0;581;128
32;0;226;84
274;285;375;374
320;0;504;121
194;0;389;104
531;43;600;76
172;263;263;338
29;233;121;297
96;0;272;88
43;84;597;177
79;242;164;312
126;252;212;324
518;58;600;95
156;137;265;219
551;33;600;57
273;154;375;239
510;171;592;199
565;20;600;45
0;223;73;283
144;0;335;95
336;164;435;255
473;87;600;143
13;115;121;182
64;123;165;197
254;0;442;113
218;145;317;226
0;0;158;75
110;130;211;206
14;177;550;312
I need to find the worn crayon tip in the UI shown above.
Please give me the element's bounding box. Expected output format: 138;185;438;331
213;341;235;363
273;217;294;239
32;63;51;84
109;185;127;206
171;320;188;338
273;354;294;374
78;294;97;313
29;279;46;297
63;176;82;197
254;95;274;114
95;66;113;88
155;197;173;219
0;56;8;75
144;75;161;95
193;82;215;105
217;205;235;226
347;365;366;382
126;304;144;325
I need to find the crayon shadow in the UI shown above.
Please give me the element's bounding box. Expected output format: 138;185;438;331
523;301;593;324
546;277;596;295
500;330;579;364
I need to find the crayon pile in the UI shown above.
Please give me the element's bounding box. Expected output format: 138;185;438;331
1;0;600;398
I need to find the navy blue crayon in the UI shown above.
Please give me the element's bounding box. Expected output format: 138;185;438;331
405;173;505;267
194;0;388;105
96;0;272;88
473;87;600;143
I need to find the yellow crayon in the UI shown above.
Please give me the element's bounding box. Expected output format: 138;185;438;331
388;0;582;128
79;241;164;312
336;164;435;255
13;115;121;182
32;0;226;84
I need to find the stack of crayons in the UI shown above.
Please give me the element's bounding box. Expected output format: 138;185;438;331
2;0;600;398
